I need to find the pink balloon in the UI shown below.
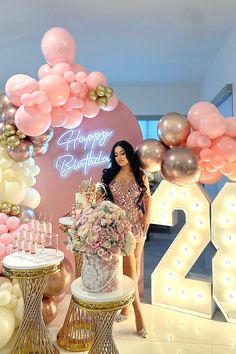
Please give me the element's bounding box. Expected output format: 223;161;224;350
38;64;52;79
72;64;88;75
204;162;218;173
200;148;214;162
76;72;88;84
199;168;222;184
197;135;211;148
220;162;233;176
70;82;81;95
6;216;20;231
86;71;107;89
81;99;100;118
199;113;226;139
101;95;119;112
39;74;70;107
0;242;6;257
51;107;68;127
41;27;76;66
225;117;236;137
0;233;12;246
37;100;52;114
79;84;89;99
0;225;8;234
64;71;75;83
187;102;219;131
186;131;201;149
5;74;38;106
52;62;72;77
63;97;84;111
211;155;225;168
20;93;34;106
0;213;8;225
212;136;236;162
63;109;83;129
32;91;47;104
15;105;51;136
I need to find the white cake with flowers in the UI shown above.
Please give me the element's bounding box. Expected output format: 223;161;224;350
68;182;136;293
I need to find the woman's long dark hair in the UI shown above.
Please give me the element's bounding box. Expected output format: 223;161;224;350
101;140;146;206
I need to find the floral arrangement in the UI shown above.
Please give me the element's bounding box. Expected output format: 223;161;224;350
68;200;136;258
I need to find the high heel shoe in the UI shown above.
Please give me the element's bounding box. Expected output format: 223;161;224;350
137;328;147;338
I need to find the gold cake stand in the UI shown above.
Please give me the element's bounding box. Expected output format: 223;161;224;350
57;217;94;352
71;275;135;354
3;249;64;354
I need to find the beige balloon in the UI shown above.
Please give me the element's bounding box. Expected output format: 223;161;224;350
136;139;167;172
227;160;236;182
161;147;201;185
158;112;190;147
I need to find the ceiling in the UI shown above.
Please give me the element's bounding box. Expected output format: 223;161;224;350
1;0;236;88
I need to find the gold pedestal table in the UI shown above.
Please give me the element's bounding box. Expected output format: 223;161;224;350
57;216;93;352
3;249;64;354
71;275;135;354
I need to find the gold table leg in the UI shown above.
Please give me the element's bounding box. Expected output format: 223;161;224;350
57;253;93;351
88;311;119;354
12;276;59;354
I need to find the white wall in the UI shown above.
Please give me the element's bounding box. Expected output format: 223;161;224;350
113;84;202;115
202;23;236;113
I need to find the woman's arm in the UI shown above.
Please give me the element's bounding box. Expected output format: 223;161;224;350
142;175;152;235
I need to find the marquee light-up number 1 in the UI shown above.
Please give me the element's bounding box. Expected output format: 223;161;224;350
151;180;214;318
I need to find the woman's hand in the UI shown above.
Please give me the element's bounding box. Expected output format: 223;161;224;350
142;213;151;235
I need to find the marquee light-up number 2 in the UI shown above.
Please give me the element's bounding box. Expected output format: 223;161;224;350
151;180;213;318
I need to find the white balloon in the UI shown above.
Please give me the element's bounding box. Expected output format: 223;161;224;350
3;168;15;181
20;187;41;209
0;307;15;349
0;290;11;305
15;297;24;321
0;282;13;293
22;157;35;167
24;176;36;187
4;181;26;204
12;283;22;298
0;158;11;170
5;294;17;310
29;165;40;176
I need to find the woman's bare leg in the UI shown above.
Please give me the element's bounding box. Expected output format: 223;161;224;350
134;239;145;281
120;252;146;331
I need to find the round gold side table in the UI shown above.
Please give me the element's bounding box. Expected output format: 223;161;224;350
3;249;64;354
57;217;93;352
71;275;135;354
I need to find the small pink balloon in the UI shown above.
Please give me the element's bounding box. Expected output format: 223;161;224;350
76;72;87;84
38;64;52;79
186;131;202;149
37;100;52;113
197;135;211;148
0;242;6;257
205;162;218;173
86;71;107;89
52;62;72;77
15;105;51;136
64;71;75;83
41;27;76;66
63;109;83;129
20;93;34;106
0;225;8;234
32;90;46;104
51;107;68;127
187;102;219;131
81;99;100;118
200;148;214;162
79;84;89;99
225;117;236;137
199;113;226;139
199;168;222;184
72;64;88;75
211;155;225;169
212;135;236;162
0;233;13;246
220;162;233;176
6;216;20;231
5;74;38;106
0;213;8;225
63;97;84;111
70;82;81;95
39;74;70;107
101;95;118;112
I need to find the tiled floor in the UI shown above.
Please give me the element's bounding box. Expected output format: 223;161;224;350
1;219;236;354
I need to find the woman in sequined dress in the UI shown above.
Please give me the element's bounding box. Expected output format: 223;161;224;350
101;140;152;338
